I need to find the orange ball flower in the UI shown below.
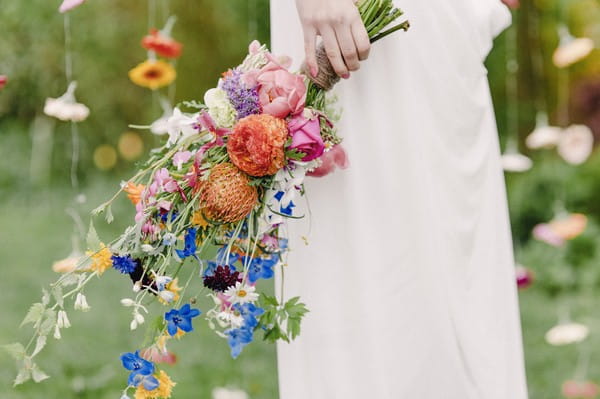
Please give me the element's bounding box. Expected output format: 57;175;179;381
200;163;258;223
227;114;288;177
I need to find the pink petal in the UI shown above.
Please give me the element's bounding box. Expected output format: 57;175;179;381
59;0;86;13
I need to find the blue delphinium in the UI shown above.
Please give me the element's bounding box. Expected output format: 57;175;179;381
233;303;265;329
120;351;158;390
175;228;197;259
164;304;201;336
225;327;254;359
244;254;278;283
112;255;137;274
220;68;262;119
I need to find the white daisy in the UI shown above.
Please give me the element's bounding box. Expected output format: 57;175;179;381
224;282;259;304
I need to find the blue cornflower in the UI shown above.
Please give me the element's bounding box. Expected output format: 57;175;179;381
112;255;138;274
233;303;265;329
273;191;296;216
120;351;158;390
245;255;278;283
164;303;201;336
175;228;197;259
225;327;254;358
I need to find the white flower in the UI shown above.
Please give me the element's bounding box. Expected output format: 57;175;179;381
204;88;236;128
159;290;176;303
553;27;595;68
212;387;249;399
526;113;562;149
43;81;90;122
557;125;594;165
150;98;173;135
166;108;198;146
545;322;589;345
53;324;62;340
133;281;142;292
134;312;145;325
74;293;90;311
57;310;71;329
501;152;533;173
152;271;173;291
162;232;177;246
120;394;131;399
120;298;136;307
216;310;244;329
224;282;259;304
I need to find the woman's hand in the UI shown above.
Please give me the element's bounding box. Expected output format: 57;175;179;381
295;0;371;79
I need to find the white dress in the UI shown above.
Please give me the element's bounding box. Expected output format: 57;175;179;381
271;1;529;398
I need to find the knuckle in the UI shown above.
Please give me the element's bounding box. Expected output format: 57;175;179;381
325;49;340;59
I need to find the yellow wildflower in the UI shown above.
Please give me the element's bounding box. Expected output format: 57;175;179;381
191;210;209;229
158;278;182;305
129;60;176;90
86;243;112;275
134;370;175;399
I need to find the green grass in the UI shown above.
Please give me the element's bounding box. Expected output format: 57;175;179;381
1;180;599;398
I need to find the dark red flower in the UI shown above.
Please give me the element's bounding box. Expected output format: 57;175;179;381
203;265;241;292
0;75;7;90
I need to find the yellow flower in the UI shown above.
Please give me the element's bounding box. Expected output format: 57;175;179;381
134;370;176;399
86;243;112;275
129;60;176;90
158;278;182;305
191;210;209;229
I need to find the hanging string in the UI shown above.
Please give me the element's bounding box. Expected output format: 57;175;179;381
247;0;258;42
64;13;79;191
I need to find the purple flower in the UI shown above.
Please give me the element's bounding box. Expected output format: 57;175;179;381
220;69;262;119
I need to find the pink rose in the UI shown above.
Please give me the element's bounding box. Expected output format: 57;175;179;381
288;114;325;161
308;144;349;177
243;57;306;118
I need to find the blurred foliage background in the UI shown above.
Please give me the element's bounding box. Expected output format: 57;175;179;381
0;0;599;398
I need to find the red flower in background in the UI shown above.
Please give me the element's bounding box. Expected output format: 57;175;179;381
142;29;183;59
0;75;7;90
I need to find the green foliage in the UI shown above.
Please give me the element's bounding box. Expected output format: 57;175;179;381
259;294;309;343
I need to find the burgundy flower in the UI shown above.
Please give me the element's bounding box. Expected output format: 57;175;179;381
203;265;241;292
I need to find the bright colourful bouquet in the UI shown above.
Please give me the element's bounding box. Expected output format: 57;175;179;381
5;1;408;397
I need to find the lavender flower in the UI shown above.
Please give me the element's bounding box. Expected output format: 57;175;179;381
220;69;261;119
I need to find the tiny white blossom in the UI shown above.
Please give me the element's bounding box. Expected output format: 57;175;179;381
159;290;176;303
141;244;155;253
130;319;138;330
133;282;142;292
53;324;62;340
57;310;71;329
121;298;136;307
134;312;145;325
74;292;91;311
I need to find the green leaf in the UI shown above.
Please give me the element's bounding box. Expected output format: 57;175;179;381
86;220;101;252
41;289;50;306
20;303;45;328
2;343;26;361
51;286;64;308
260;294;279;307
31;363;50;383
13;367;31;386
287;317;301;340
31;336;47;358
39;310;57;336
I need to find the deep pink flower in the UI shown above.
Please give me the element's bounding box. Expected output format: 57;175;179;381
243;57;306;118
515;266;534;290
501;0;519;9
288;114;325;161
59;0;85;13
308;144;349;177
173;151;192;170
0;75;7;90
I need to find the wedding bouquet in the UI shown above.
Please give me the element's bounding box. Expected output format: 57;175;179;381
5;1;408;397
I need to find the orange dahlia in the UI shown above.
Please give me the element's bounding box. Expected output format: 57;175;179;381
199;163;258;223
227;114;288;177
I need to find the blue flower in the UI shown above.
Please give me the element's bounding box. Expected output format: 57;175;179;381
225;327;254;358
244;255;278;283
164;303;201;336
120;351;158;390
216;246;241;266
233;303;264;329
175;228;197;259
273;191;295;216
159;211;178;223
112;255;138;274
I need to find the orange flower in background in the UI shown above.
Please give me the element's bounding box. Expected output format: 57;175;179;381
227;114;288;177
129;60;176;90
124;182;145;205
142;29;183;59
549;213;588;240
